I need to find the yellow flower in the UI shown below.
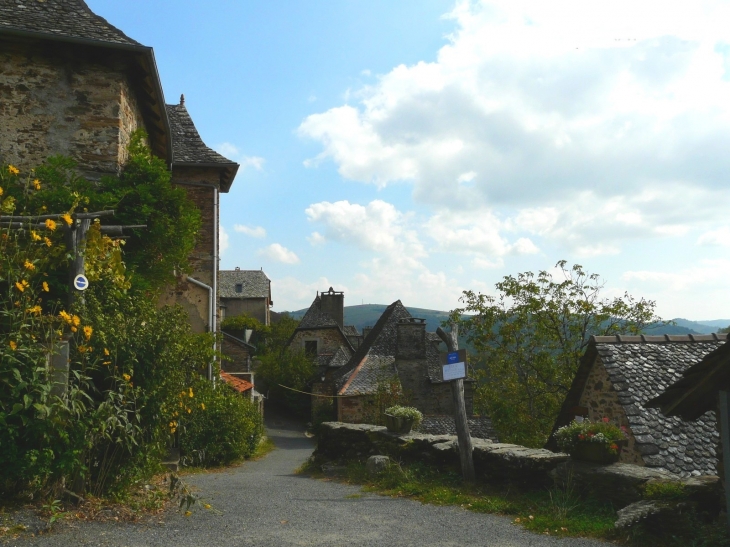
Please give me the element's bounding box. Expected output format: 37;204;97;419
44;237;52;247
59;310;71;323
42;281;49;292
170;428;177;434
200;403;205;410
45;219;57;231
187;408;191;414
0;187;3;196
70;326;77;333
9;340;17;351
123;373;131;382
31;230;41;241
33;179;41;190
23;260;35;271
77;345;87;354
72;315;81;327
189;388;194;398
104;348;110;356
83;325;93;340
61;213;73;226
103;361;111;366
203;504;211;510
8;165;19;175
14;282;25;292
27;305;42;315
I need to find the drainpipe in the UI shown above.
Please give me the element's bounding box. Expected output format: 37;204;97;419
187;275;215;382
212;186;218;339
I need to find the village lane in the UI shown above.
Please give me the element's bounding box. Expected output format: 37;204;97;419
13;409;610;547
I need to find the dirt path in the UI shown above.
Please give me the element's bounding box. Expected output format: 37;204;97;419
9;409;610;546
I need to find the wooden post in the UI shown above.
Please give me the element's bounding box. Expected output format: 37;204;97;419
719;391;730;535
436;323;475;482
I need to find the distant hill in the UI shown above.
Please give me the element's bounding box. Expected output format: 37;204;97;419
285;305;729;337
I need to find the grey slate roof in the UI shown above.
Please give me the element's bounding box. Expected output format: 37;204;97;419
0;0;141;48
298;295;340;330
219;269;270;300
343;325;360;337
417;416;499;442
166;101;239;192
340;355;397;396
551;334;726;478
315;346;353;369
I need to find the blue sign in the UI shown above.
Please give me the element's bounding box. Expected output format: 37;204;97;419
73;274;89;291
447;351;460;364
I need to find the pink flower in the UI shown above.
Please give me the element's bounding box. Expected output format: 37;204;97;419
602;417;610;423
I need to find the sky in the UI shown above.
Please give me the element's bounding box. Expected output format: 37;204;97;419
87;0;730;320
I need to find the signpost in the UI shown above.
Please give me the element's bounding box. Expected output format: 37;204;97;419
436;324;475;482
73;274;89;291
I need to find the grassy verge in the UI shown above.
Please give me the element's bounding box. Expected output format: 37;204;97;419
299;459;730;546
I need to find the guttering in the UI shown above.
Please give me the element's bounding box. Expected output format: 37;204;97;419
187;276;215;382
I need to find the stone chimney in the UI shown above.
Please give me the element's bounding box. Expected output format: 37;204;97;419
396;318;426;360
320;287;344;329
362;326;373;340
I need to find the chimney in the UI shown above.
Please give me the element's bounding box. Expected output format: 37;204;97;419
396;318;426;360
362;326;373;340
319;287;344;329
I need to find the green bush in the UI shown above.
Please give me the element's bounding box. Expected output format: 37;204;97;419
385;405;423;429
553;419;626;454
179;380;263;467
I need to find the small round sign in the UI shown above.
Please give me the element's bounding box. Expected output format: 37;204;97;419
73;274;89;291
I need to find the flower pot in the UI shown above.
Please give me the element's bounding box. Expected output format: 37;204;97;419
571;440;625;464
384;413;414;434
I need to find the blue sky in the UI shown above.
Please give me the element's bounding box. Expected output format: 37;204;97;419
88;0;730;320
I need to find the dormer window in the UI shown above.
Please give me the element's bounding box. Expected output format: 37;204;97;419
235;284;243;293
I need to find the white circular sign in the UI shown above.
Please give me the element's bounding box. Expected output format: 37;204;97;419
73;274;89;291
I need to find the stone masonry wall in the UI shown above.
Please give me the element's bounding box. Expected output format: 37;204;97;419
221;337;251;373
578;357;644;466
222;297;269;326
289;328;348;357
0;40;146;177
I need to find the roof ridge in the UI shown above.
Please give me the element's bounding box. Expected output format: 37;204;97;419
592;333;727;344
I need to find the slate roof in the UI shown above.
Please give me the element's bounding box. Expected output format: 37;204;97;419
0;0;141;48
340;355;397;396
166;100;239;192
343;325;360;337
219;269;270;300
417;415;499;442
315;347;353;370
298;295;340;329
647;338;730;420
550;334;726;477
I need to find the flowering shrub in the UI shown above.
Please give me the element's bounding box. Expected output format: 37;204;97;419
553;418;627;455
385;405;423;429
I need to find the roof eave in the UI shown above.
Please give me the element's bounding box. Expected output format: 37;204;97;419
170;162;239;192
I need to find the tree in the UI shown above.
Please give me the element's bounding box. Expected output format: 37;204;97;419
453;260;662;447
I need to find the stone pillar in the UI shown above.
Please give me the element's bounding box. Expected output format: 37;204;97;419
319;287;344;329
396;318;426;359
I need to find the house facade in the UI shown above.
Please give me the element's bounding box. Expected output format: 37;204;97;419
549;334;726;477
0;0;238;337
219;268;272;326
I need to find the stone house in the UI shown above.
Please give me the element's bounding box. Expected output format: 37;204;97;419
219;268;273;326
330;300;498;441
548;334;726;477
0;0;239;337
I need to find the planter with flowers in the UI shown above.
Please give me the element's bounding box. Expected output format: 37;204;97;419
383;405;423;434
553;418;628;464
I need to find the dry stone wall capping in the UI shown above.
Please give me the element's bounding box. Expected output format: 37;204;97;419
315;422;722;514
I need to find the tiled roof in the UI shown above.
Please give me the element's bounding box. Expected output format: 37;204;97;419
0;0;141;48
551;334;726;477
219;269;270;299
343;325;360;336
417;415;499;442
166;101;238;192
220;372;253;393
340;355;398;396
298;295;340;329
328;346;352;368
648;339;730;420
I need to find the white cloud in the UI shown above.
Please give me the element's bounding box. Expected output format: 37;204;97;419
219;225;229;255
215;142;265;171
272;276;344;311
258;243;300;264
234;224;267;238
298;0;730;248
697;226;730;247
307;231;326;246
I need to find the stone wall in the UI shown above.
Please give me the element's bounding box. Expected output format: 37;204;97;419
289;327;348;357
221;336;251;373
0;39;147;177
222;297;269;326
578;357;643;466
337;395;369;423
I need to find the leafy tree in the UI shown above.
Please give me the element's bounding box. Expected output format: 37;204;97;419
453;260;661;447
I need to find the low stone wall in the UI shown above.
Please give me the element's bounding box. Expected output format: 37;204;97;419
314;422;722;514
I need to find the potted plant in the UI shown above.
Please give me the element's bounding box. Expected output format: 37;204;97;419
383;405;423;434
553;417;628;464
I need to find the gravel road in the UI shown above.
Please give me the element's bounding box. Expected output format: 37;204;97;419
10;409;610;546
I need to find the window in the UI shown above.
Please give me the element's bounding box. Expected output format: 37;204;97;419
235;284;243;293
304;340;318;356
